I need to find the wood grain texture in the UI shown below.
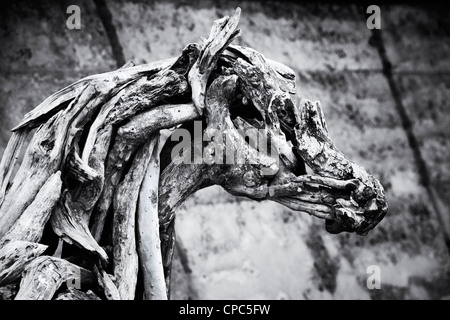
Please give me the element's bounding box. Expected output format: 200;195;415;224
137;138;167;300
15;256;94;300
0;241;47;286
112;136;159;300
0;172;62;247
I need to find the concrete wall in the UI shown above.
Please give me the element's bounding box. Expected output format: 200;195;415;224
0;0;449;299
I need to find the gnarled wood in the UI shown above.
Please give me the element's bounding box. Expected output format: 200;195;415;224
94;265;120;300
50;126;112;263
89;67;191;242
0;172;62;247
90;103;198;241
15;256;94;300
112;136;159;300
188;7;241;115
0;130;30;207
0;241;47;286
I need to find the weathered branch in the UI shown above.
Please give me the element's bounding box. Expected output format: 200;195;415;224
93;264;120;300
15;256;94;300
188;7;241;115
12;58;177;132
137;138;167;300
0;130;30;207
112;135;159;300
0;241;47;286
223;44;296;93
0;112;67;239
0;172;62;247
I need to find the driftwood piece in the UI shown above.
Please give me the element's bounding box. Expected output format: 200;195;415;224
67;151;99;183
50;128;112;263
112;136;159;300
136;138;167;300
0;172;62;247
104;70;189;126
15;256;94;300
55;288;101;300
0;130;30;207
158;162;210;229
94;264;120;300
51;190;108;263
223;44;296;92
118;103;199;144
0;112;67;239
161;218;176;297
158;136;212;291
188;7;241;115
0;241;47;286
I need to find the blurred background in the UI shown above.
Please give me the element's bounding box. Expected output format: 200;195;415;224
0;0;449;299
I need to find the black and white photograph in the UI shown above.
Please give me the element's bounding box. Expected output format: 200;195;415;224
0;0;449;306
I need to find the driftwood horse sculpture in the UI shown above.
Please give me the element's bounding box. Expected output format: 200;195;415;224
0;8;387;300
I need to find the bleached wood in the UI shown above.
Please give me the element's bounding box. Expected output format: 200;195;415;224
94;265;120;300
188;7;241;115
112;136;159;300
0;172;62;247
15;256;94;300
0;130;30;207
137;138;167;300
0;241;47;286
13;57;177;132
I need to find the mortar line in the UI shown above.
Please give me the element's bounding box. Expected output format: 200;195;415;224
370;29;450;253
92;0;126;68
